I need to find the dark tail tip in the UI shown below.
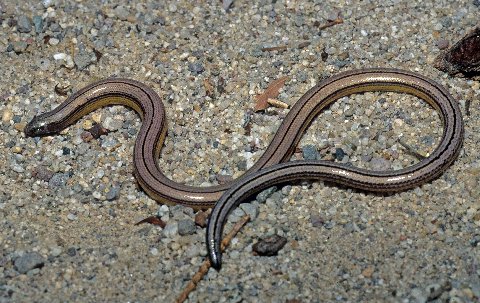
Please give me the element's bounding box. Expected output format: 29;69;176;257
210;253;222;270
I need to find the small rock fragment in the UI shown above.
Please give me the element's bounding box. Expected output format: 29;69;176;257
105;185;120;201
239;203;258;220
426;281;451;301
335;148;346;161
178;219;196;235
252;235;288;256
195;210;210;228
33;16;43;33
256;186;277;203
310;214;325;227
14;252;45;274
188;62;204;75
88;123;109;139
32;165;55;182
362;266;375;278
302;145;319;160
80;131;94;142
163;222;178;237
49;172;70;188
13;41;28;54
2;109;13;123
17;15;32;33
436;39;449;50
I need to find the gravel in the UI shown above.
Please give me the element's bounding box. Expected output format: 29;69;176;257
1;0;479;302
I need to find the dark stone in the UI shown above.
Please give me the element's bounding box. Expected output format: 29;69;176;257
12;115;21;123
256;186;277;203
302;145;319;160
88;123;109;139
252;235;287;256
16;15;32;33
188;62;204;75
32;165;54;182
14;252;45;274
105;185;120;201
335;148;346;161
33;15;43;33
66;247;77;256
194;210;209;228
310;214;325;227
177;219;196;236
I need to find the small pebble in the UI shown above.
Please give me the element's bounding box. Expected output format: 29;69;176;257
88;123;109;139
194;210;209;228
17;15;32;33
74;49;94;70
105;185;120;201
163;222;178;238
48;38;60;46
49;173;70;188
256;186;277;203
2;109;13;123
436;39;450;50
310;214;325;227
302;145;319;160
252;235;288;256
13;41;28;54
239;203;258;220
114;5;129;21
103;117;123;131
66;247;76;257
335;148;346;161
228;207;246;223
67;213;77;221
14;252;45;274
32;166;54;182
188;62;204;75
33;16;43;33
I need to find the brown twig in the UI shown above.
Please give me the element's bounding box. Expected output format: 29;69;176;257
261;45;288;52
176;215;251;303
318;17;343;31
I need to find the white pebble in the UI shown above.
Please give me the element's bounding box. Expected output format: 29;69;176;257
67;213;77;221
49;38;60;45
53;53;67;60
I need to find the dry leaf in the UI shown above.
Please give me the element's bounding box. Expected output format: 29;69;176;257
254;76;289;112
134;216;166;228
